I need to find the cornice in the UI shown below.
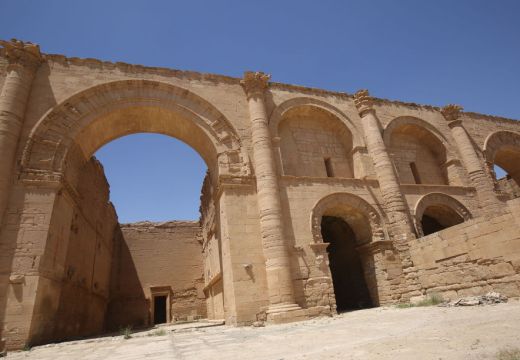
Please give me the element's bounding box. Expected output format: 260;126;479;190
1;41;518;124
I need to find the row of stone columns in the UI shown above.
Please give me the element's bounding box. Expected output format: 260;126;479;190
242;80;502;315
0;40;42;230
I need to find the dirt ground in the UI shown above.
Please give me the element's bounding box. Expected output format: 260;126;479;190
7;301;520;360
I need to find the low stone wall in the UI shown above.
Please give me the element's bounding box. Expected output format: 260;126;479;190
409;198;520;301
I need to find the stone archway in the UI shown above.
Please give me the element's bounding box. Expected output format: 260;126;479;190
414;192;472;237
11;79;251;346
309;193;386;311
21;79;250;181
484;130;520;197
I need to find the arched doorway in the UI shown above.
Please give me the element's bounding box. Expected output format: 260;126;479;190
321;216;372;311
14;80;249;345
310;193;385;312
420;205;464;236
484;131;520;199
414;193;472;237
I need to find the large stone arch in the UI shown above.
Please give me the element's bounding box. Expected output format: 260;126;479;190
413;192;472;236
310;192;385;246
21;79;250;181
383;116;458;185
483;130;520;187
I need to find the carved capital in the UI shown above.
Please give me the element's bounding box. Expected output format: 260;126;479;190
0;38;42;70
353;89;374;117
441;104;463;122
241;71;270;99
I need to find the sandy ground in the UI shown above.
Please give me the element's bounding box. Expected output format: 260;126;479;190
7;301;520;360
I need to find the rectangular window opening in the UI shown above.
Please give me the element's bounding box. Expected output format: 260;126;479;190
410;162;422;184
324;157;334;178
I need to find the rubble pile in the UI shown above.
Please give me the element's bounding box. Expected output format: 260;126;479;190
443;292;508;307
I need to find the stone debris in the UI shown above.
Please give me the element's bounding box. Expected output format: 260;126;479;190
442;292;508;307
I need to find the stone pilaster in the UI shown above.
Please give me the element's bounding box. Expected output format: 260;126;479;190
353;90;421;300
353;90;416;244
241;71;300;317
0;39;42;228
441;105;502;214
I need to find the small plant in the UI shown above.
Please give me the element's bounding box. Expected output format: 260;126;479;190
396;303;414;309
120;325;132;340
496;347;520;360
396;293;444;308
148;329;167;337
22;343;32;351
416;293;443;307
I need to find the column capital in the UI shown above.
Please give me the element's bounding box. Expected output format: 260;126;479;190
441;104;463;122
241;71;271;99
0;39;43;70
353;89;375;117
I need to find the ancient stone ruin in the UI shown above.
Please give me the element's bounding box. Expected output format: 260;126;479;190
0;39;519;351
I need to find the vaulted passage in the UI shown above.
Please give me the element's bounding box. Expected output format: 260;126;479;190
420;205;464;236
321;216;372;312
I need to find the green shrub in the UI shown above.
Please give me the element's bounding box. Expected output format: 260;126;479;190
120;325;132;340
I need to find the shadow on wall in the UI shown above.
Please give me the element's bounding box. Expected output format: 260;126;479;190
105;226;148;331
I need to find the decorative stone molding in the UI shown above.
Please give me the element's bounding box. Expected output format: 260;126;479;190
353;89;375;117
0;38;42;69
483;130;520;163
441;104;463;122
21;80;249;178
383;115;455;158
268;97;364;148
310;192;386;248
241;71;271;99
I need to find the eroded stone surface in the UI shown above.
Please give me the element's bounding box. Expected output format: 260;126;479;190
0;39;520;350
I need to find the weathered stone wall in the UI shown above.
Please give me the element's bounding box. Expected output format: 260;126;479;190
47;158;117;342
1;41;520;350
26;157;117;346
106;221;206;330
409;198;520;301
200;173;225;320
278;106;353;178
498;176;520;199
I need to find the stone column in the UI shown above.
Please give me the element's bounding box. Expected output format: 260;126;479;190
0;39;42;227
241;71;300;316
441;105;502;213
353;90;415;243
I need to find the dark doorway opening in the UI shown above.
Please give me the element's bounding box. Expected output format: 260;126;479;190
153;295;167;325
321;216;373;312
420;205;464;236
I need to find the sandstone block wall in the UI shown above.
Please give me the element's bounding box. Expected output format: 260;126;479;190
106;221;206;330
409;198;520;301
1;41;520;350
25;157;118;346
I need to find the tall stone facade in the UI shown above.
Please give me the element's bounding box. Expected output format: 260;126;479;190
0;39;520;350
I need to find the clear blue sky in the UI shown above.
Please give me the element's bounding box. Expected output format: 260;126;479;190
1;1;519;221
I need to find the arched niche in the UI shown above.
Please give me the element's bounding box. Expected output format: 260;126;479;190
414;192;472;237
384;116;458;185
269;98;362;178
